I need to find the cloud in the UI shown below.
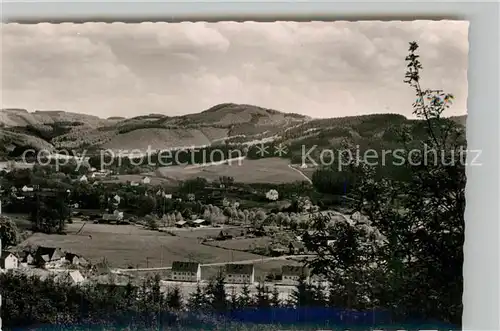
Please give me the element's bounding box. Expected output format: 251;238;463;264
1;20;468;118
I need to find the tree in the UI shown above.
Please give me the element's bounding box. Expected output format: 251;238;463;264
312;281;327;307
145;215;159;230
265;189;279;201
290;275;315;307
0;215;19;247
296;42;465;324
270;286;281;307
30;193;70;234
254;282;270;308
205;271;228;312
165;286;183;311
238;282;253;308
187;283;206;311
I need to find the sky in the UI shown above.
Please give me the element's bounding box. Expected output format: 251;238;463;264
1;21;469;119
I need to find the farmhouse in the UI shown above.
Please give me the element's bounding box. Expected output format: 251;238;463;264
65;253;88;266
216;228;246;240
0;251;19;270
142;176;151;184
18;251;35;266
55;270;86;285
190;219;209;227
288;242;306;255
170;261;201;282
79;175;88;182
102;211;124;223
224;264;255;284
91;170;111;178
21;185;34;192
175;220;189;228
281;265;309;285
34;247;65;265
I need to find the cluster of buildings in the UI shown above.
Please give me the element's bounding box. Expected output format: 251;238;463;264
169;261;310;285
78;172;153;187
0;246;89;269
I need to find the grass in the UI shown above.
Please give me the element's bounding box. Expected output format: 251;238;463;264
17;221;265;268
156;158;307;184
167;227;238;239
205;237;273;251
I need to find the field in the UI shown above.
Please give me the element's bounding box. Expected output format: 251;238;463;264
18;220;265;268
205;237;273;251
156;157;306;184
166;226;236;239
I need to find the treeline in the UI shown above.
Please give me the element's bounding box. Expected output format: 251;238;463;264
6;121;84;142
0;271;394;330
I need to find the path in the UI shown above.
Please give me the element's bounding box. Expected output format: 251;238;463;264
288;165;313;184
185;156;246;169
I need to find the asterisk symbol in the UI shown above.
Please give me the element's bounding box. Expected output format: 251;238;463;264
255;143;269;157
274;144;288;156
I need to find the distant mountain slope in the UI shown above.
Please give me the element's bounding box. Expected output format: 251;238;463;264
0;105;466;157
0;108;112;128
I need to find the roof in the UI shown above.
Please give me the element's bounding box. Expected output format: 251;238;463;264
0;251;17;260
282;265;309;276
192;219;207;224
171;261;200;272
65;253;80;260
225;264;254;275
35;247;62;259
175;220;187;225
289;242;305;249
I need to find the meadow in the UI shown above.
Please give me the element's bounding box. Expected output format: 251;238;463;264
18;220;265;268
156;157;306;184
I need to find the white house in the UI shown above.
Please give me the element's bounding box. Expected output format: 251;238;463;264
55;270;86;285
191;219;209;227
170;261;201;282
102;210;124;222
281;265;309;285
65;253;88;266
0;252;19;270
142;176;151;185
130;181;139;187
21;185;34;192
225;264;255;284
79;175;88;182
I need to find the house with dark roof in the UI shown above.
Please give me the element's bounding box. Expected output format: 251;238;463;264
224;263;255;284
170;261;201;282
18;251;35;266
65;253;88;266
288;241;306;255
281;265;310;284
34;247;65;265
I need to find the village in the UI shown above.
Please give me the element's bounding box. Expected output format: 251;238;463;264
0;162;333;301
1;240;321;301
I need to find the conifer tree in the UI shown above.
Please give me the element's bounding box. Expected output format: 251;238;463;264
270;286;281;307
313;281;327;307
205;271;228;312
187;282;206;311
290;274;315;307
238;282;253;308
165;286;183;311
254;281;271;308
